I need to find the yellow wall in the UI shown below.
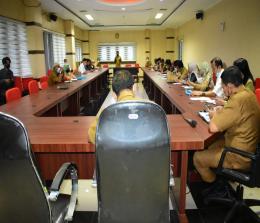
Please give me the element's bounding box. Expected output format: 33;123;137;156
41;12;65;34
3;0;259;76
176;0;260;76
75;25;83;40
89;29;173;66
0;0;25;21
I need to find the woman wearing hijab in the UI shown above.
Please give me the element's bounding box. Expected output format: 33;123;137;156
187;62;201;83
187;61;214;91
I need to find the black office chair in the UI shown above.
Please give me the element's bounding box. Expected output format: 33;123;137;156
0;112;78;223
95;101;171;223
204;146;260;223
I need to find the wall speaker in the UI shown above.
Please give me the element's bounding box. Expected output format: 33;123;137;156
196;11;204;20
49;13;57;22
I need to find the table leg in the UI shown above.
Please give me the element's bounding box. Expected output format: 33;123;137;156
178;150;189;223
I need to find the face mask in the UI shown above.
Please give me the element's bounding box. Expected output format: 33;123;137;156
56;68;61;74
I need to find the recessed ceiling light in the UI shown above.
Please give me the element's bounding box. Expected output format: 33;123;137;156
121;7;126;10
155;13;163;19
85;14;94;20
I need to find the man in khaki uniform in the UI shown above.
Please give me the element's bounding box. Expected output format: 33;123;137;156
88;70;140;144
114;51;122;67
193;66;260;183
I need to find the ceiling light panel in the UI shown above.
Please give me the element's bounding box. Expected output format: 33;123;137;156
85;14;94;20
155;13;163;19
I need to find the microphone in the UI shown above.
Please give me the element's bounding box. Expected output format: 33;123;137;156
183;117;197;128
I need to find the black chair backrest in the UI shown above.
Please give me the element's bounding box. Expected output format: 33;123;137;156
252;144;260;187
0;112;51;223
96;101;170;223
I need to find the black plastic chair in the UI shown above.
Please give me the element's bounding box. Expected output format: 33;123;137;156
204;146;260;223
0;112;78;223
95;101;171;223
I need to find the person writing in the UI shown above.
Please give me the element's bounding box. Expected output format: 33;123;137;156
0;57;14;105
193;66;260;186
88;70;140;144
172;60;188;82
114;51;122;67
187;61;214;91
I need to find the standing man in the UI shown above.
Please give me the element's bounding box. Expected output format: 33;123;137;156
0;57;14;105
193;66;260;184
114;51;122;67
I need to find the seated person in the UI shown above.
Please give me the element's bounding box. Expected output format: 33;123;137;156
172;60;188;82
187;62;200;83
233;58;255;92
48;64;66;86
216;58;255;106
193;66;260;185
164;59;172;72
0;57;14;105
159;59;165;73
145;56;152;68
63;58;71;74
187;61;214;91
153;58;161;71
85;58;94;71
78;58;88;74
88;70;140;144
63;59;76;80
192;57;224;97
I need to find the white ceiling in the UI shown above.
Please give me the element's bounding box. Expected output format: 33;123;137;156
39;0;222;30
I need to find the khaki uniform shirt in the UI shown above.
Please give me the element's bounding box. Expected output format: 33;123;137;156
211;86;260;169
212;86;260;153
189;72;214;91
114;55;122;67
88;90;140;144
177;67;188;81
167;67;188;82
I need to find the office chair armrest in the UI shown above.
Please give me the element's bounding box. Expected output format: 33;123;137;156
217;147;256;172
49;162;78;221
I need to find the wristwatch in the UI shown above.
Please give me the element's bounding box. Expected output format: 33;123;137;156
201;92;205;96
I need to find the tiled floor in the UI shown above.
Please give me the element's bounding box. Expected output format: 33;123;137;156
60;179;260;223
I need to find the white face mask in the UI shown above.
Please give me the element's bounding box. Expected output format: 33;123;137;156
56;67;62;74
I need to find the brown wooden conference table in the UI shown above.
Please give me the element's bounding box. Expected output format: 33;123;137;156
0;67;217;223
142;67;220;223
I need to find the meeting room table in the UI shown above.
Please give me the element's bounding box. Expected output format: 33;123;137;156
0;67;218;223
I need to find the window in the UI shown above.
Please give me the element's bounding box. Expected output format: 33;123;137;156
0;16;31;77
43;31;65;70
98;43;136;62
75;39;82;62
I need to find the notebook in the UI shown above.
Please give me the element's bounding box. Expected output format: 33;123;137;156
198;111;210;123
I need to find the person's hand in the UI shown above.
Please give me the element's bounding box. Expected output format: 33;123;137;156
215;98;226;106
208;106;222;118
5;79;11;83
191;90;202;96
182;80;187;85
